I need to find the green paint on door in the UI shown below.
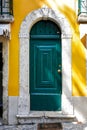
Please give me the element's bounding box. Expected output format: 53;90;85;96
30;20;62;111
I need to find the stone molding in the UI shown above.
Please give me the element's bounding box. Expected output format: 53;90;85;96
0;36;8;124
18;7;73;123
19;7;72;38
78;14;87;23
0;15;14;23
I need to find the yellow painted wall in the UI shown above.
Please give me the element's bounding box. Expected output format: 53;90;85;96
8;0;86;96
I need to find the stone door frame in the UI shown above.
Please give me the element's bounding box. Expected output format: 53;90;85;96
0;37;9;124
17;7;74;123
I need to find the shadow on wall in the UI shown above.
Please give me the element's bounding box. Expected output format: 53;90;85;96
39;0;86;96
58;4;86;96
33;0;86;123
44;0;87;122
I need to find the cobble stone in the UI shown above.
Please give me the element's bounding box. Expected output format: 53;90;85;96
0;123;87;130
0;124;37;130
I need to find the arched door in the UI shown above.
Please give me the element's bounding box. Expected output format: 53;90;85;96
30;20;62;111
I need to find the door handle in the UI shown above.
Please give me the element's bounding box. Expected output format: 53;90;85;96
58;69;61;73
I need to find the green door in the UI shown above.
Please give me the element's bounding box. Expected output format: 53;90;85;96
30;20;62;111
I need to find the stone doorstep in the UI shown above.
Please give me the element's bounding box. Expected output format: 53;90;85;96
16;114;75;124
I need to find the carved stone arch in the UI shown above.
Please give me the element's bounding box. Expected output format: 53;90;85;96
17;7;73;123
19;7;72;38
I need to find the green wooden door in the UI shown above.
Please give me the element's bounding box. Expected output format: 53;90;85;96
30;20;62;111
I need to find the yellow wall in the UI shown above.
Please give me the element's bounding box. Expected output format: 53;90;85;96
8;0;86;96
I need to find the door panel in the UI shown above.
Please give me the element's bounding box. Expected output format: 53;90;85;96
30;20;61;111
30;94;61;111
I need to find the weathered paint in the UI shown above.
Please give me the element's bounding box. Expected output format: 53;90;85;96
8;0;86;96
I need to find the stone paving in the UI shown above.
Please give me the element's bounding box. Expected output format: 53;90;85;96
63;122;87;130
0;124;37;130
0;122;87;130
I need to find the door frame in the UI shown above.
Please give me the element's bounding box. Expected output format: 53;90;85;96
17;7;73;123
0;36;8;124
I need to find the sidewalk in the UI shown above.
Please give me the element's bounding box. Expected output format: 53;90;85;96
0;121;87;130
0;125;37;130
0;121;37;130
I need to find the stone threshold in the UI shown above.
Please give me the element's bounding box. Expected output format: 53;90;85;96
17;114;75;124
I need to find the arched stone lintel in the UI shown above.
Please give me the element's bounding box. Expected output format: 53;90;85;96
19;7;72;39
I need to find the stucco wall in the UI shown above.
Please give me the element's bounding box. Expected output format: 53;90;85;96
5;0;87;127
7;0;86;96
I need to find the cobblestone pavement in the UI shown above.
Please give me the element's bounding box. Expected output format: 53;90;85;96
0;122;87;130
0;124;84;130
0;124;37;130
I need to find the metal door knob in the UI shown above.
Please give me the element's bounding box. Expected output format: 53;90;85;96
58;69;61;73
